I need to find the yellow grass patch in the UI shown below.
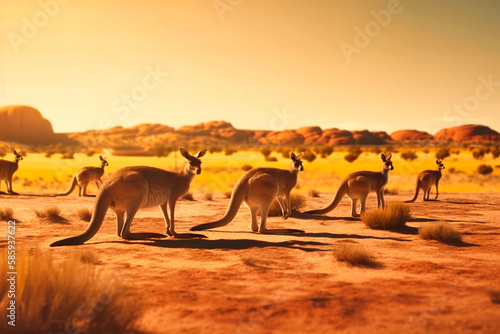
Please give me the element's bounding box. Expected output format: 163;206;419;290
419;221;463;245
0;249;143;333
361;203;411;230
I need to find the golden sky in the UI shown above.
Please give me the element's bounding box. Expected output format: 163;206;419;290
1;0;499;134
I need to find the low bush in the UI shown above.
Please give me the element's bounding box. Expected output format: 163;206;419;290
0;248;143;333
419;221;462;245
477;164;493;175
77;208;93;222
0;208;14;221
35;206;68;224
361;203;411;230
335;244;379;268
266;194;307;217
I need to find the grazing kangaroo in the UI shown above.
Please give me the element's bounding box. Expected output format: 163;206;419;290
58;155;109;197
305;153;394;217
405;160;445;202
51;148;207;247
190;152;304;233
0;149;23;195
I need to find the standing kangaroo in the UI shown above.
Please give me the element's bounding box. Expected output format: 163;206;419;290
51;148;207;247
0;149;23;195
59;155;109;197
405;160;445;202
305;153;394;217
191;152;304;233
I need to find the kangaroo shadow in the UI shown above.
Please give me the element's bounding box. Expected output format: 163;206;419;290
121;232;206;240
292;212;359;222
102;238;329;252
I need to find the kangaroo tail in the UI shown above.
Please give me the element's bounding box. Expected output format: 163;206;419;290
50;191;112;246
305;182;348;214
57;176;77;196
190;184;246;231
404;180;420;203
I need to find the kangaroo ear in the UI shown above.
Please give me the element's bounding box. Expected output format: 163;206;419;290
290;152;296;160
296;152;303;159
381;153;386;161
385;153;392;160
179;148;191;159
195;149;207;158
12;148;18;155
99;155;103;161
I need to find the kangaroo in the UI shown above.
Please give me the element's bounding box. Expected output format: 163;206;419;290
405;160;445;202
190;152;304;233
50;148;207;247
305;153;394;217
58;155;109;197
0;149;23;195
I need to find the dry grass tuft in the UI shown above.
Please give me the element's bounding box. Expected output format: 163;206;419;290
201;192;214;201
77;208;93;222
267;194;307;217
0;208;15;221
308;189;320;198
223;191;232;199
335;244;379;268
488;289;500;304
361;203;411;230
35;206;68;224
419;221;463;245
180;192;195;201
0;248;143;334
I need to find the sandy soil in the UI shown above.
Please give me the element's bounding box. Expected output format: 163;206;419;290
2;191;500;334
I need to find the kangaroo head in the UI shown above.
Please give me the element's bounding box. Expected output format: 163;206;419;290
290;152;304;172
180;148;207;175
381;153;393;171
436;159;445;170
99;155;109;167
12;149;23;162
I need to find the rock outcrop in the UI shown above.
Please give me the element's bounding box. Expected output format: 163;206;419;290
434;124;500;142
0;105;58;144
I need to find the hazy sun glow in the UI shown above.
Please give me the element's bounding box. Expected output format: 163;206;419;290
1;0;499;134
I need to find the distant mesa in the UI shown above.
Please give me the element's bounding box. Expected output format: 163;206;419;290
0;105;64;144
434;124;500;142
1;105;499;150
390;129;434;141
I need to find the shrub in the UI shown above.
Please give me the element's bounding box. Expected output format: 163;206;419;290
265;156;278;162
301;150;317;163
0;248;143;334
344;152;361;163
77;208;92;222
224;147;238;156
0;208;14;221
308;189;320;198
384;188;399;195
400;151;417;161
335;244;378;268
201;192;214;201
241;164;253;171
266;194;307;217
223;191;232;199
492;147;500;159
361;203;411;230
260;147;272;158
488;289;500;304
472;148;486;160
477;164;493;175
180;192;195;201
35;206;68;224
435;148;450;160
419;221;462;245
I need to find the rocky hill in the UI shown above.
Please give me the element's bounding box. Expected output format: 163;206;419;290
1;105;499;153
